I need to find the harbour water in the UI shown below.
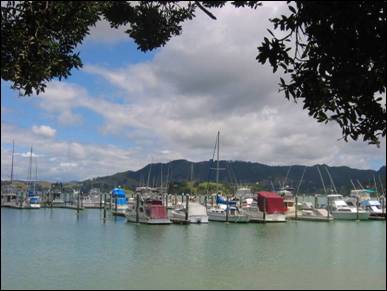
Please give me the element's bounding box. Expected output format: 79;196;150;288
1;208;385;290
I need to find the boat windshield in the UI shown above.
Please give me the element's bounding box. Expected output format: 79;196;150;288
328;195;343;201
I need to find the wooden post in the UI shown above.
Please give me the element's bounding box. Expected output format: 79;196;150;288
211;195;214;207
327;196;330;220
136;193;140;223
115;196;118;215
295;195;298;220
226;196;229;223
100;193;102;208
103;193;107;222
110;191;112;210
314;195;318;209
174;194;177;206
263;197;266;223
181;193;184;204
77;191;80;215
382;196;385;217
165;194;168;208
204;195;208;208
185;194;189;222
356;196;359;221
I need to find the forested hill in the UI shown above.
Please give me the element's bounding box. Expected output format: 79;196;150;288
81;160;386;194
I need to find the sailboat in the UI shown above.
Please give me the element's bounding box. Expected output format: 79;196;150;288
206;131;249;223
126;163;171;224
1;140;19;208
26;146;41;209
171;162;209;224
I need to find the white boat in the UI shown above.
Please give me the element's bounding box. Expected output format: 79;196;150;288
244;192;287;223
126;196;171;224
327;194;369;220
82;194;102;208
171;202;208;224
347;189;385;219
359;200;385;219
208;204;249;223
296;202;333;221
28;195;41;209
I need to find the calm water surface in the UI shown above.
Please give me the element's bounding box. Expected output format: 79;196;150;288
1;208;386;290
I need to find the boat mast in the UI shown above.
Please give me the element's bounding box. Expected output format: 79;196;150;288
216;131;220;192
34;155;38;195
295;166;307;195
373;175;379;196
324;166;337;194
160;164;163;191
350;179;358;190
356;180;365;189
316;165;327;194
28;146;33;193
10;139;15;183
378;175;385;196
146;159;153;188
283;166;292;189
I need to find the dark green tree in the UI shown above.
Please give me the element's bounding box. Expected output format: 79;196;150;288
1;1;385;144
257;1;386;145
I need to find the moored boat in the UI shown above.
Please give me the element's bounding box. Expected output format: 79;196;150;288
126;196;171;224
327;194;369;220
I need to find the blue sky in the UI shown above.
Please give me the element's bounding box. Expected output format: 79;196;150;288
1;2;386;182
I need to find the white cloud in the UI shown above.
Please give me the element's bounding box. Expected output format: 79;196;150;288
2;2;385;181
32;125;56;138
85;19;131;43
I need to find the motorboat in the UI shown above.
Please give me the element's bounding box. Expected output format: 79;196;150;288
296;201;333;221
126;196;171;224
327;194;369;220
111;187;128;216
171;201;208;224
208;204;249;223
244;192;287;223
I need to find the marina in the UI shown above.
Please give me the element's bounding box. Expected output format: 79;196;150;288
1;2;385;289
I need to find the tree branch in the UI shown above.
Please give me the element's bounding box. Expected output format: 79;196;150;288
194;1;216;20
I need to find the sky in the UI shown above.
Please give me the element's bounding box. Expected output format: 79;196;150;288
1;2;386;182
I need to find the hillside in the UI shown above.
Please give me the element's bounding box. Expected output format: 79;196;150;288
79;160;386;194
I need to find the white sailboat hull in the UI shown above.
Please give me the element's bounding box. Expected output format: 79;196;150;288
208;212;249;223
331;211;369;220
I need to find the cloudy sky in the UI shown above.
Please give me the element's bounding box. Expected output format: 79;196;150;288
1;2;386;182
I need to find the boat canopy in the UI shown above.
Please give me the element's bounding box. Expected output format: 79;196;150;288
360;200;381;207
216;194;237;206
115;197;128;206
29;196;40;203
257;192;286;214
112;188;126;197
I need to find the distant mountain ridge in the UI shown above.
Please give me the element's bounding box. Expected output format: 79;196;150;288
80;159;386;194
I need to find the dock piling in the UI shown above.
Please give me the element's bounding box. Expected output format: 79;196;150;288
356;196;359;221
103;192;107;222
77;191;80;215
295;195;298;220
136;193;140;223
226;196;229;223
185;194;189;222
